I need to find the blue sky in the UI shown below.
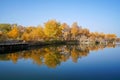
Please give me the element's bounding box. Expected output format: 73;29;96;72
0;0;120;36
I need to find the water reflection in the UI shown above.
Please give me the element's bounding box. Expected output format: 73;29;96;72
0;43;116;68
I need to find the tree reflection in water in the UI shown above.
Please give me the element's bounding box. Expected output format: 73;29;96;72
0;43;116;68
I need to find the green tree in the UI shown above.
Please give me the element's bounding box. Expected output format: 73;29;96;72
0;24;11;33
0;31;8;41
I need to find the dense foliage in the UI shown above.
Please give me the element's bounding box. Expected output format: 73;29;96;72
0;20;117;42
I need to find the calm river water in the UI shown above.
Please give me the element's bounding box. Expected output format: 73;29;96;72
0;44;120;80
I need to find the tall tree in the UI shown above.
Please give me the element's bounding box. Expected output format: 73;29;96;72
0;24;11;33
7;25;19;39
44;20;62;40
71;22;79;40
0;31;7;41
21;27;35;41
60;23;71;40
29;26;45;41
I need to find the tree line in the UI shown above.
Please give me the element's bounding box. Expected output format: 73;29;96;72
0;20;117;42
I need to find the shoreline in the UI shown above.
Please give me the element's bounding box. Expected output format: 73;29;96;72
0;40;118;54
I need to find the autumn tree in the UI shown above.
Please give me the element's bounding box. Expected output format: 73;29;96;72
82;28;90;37
60;23;71;40
21;32;30;41
78;26;83;37
0;24;12;41
21;27;35;41
0;24;11;33
17;25;26;39
99;33;105;39
0;31;8;41
7;25;20;39
71;22;79;40
44;20;62;40
105;34;117;41
29;26;45;41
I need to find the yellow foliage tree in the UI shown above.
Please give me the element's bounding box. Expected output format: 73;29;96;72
7;26;19;39
29;26;45;41
21;32;30;41
21;27;36;41
44;20;62;40
105;34;116;41
82;28;90;37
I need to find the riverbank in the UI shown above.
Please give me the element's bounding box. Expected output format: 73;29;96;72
0;40;118;53
0;40;79;53
27;40;79;47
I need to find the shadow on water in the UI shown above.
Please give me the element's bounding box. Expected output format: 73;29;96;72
0;43;116;68
0;43;28;54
